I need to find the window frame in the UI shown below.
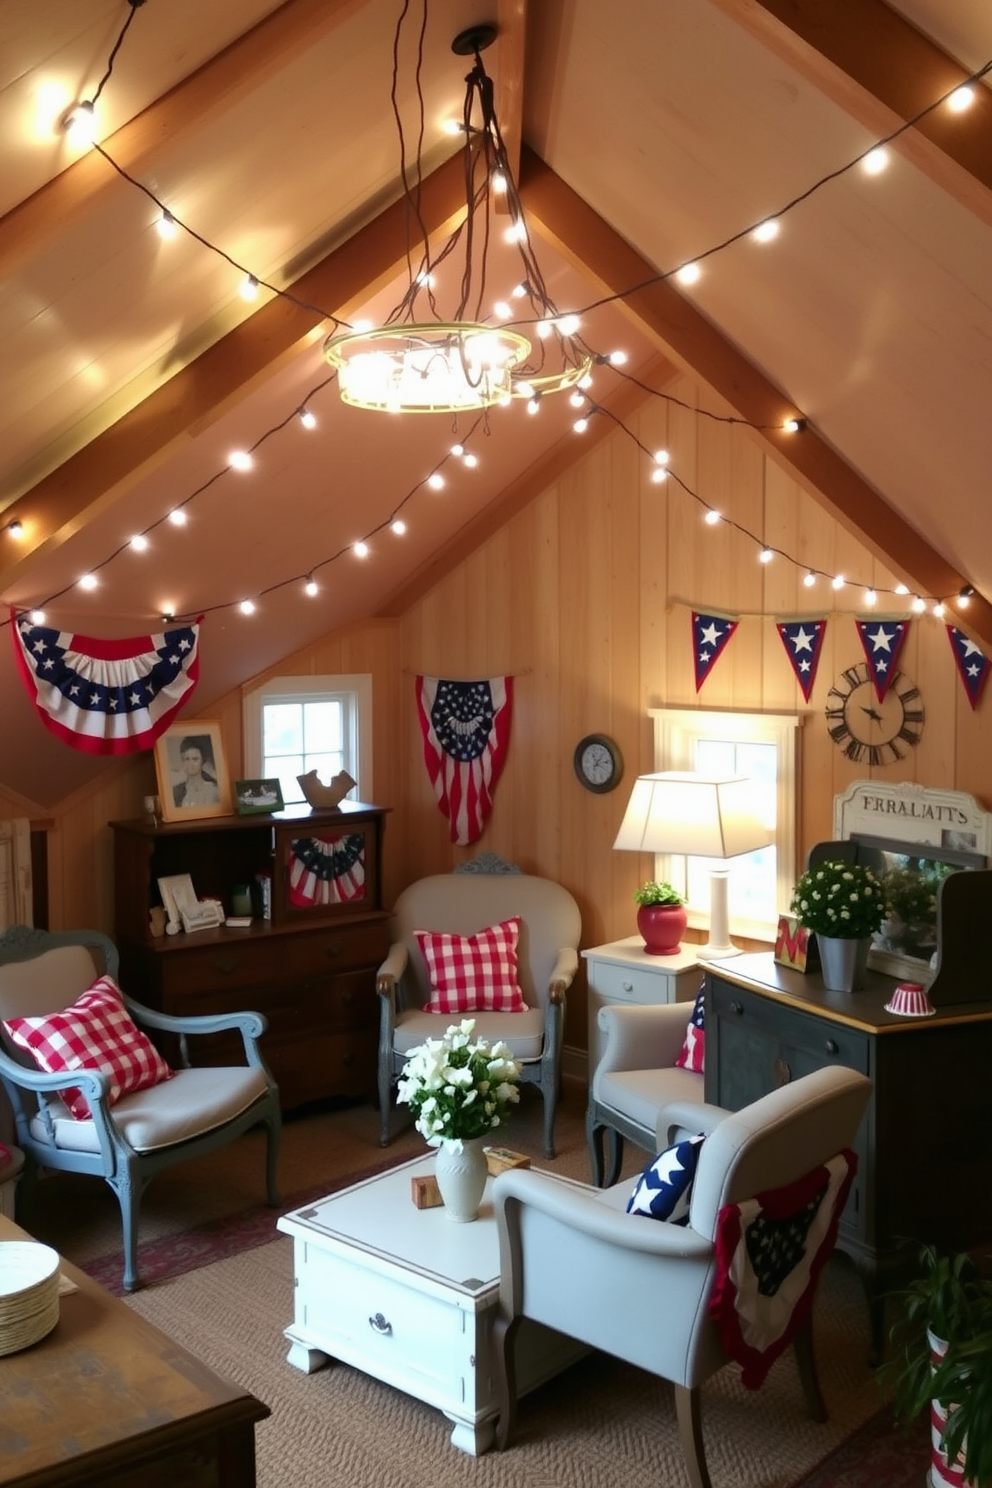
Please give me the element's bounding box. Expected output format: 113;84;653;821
242;674;372;803
648;707;801;943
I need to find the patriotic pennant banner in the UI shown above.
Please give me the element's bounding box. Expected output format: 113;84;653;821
11;612;201;755
946;625;990;710
416;675;512;846
287;833;366;907
776;618;827;702
692;610;738;692
854;617;909;702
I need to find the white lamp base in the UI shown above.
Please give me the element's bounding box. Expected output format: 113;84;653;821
695;867;743;959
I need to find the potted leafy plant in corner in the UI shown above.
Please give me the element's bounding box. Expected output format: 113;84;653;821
886;1244;992;1488
789;858;886;992
632;880;687;957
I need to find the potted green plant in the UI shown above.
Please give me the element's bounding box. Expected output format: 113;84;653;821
789;859;886;992
632;881;687;957
886;1244;992;1488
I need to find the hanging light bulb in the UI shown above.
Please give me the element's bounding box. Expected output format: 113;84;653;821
62;100;96;144
759;547;774;563
157;210;178;240
239;599;256;615
803;570;817;588
428;472;445;490
129;534;149;552
168;508;187;526
391;519;407;535
751;220;779;243
299;408;317;430
353;541;370;558
240;275;259;302
704;509;721;525
304;577;319;597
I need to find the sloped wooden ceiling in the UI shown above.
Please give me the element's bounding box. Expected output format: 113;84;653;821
2;0;991;808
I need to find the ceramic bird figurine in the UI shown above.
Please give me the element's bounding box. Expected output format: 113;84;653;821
296;769;356;811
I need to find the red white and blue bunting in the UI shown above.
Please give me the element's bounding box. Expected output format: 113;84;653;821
416;675;512;846
11;611;201;755
287;833;366;907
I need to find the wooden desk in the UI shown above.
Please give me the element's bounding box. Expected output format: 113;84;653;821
0;1216;269;1487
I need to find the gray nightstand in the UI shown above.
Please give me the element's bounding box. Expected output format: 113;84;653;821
582;937;701;1069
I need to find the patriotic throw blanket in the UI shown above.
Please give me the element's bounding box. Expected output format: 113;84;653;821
708;1149;857;1389
288;833;366;908
416;676;512;846
12;612;200;755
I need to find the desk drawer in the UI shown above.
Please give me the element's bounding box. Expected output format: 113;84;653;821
709;979;870;1077
159;939;284;997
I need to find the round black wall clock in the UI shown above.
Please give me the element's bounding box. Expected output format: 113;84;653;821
573;734;624;793
824;663;925;765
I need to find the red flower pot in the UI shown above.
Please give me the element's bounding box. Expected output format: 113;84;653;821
636;903;688;956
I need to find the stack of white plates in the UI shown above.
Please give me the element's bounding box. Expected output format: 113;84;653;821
0;1241;61;1355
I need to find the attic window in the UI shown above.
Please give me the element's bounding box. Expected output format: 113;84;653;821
242;675;372;806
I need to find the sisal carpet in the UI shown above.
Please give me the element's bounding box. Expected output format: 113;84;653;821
18;1087;923;1487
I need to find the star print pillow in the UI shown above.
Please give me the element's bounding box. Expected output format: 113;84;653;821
627;1134;705;1224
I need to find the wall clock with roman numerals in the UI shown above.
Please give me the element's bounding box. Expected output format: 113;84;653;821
824;663;925;765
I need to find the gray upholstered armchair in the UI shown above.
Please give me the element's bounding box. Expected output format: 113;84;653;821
375;870;581;1156
0;926;281;1291
587;1000;706;1185
493;1065;872;1488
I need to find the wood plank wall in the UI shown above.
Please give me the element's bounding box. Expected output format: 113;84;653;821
4;373;988;1057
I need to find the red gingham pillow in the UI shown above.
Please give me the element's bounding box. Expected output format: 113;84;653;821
675;986;706;1074
3;975;174;1120
416;917;527;1014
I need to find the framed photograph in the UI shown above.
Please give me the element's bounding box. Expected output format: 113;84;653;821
154;720;233;823
235;778;285;816
157;873;198;925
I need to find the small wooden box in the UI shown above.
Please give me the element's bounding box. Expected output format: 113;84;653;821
484;1146;532;1176
410;1174;443;1209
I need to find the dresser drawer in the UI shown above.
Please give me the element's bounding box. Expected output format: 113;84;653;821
158;939;285;997
588;959;677;1005
284;923;389;979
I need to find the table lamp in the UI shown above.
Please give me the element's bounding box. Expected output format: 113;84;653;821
613;771;772;958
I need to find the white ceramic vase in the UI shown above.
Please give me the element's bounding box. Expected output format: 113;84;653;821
434;1136;488;1222
816;933;871;993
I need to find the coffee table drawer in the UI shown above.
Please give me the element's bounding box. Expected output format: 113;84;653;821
291;1238;483;1404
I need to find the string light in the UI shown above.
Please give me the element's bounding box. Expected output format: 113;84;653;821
759;547;774;563
129;534;148;552
704;509;721;526
6;520;24;539
864;588;877;606
239;599;256;615
832;574;845;589
391;519;407;535
298;408;317;430
353;541;369;558
427;472;445;490
156;210;177;240
239;275;259;301
78;573;98;590
14;11;987;630
229;450;252;471
304;577;318;596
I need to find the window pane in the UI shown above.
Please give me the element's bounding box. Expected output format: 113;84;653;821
303;700;342;751
264;703;303;755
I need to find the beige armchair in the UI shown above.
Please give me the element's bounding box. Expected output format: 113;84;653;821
0;926;281;1292
493;1065;872;1488
587;1000;706;1185
375;869;581;1156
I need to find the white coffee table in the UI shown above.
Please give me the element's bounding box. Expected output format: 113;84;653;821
277;1153;587;1453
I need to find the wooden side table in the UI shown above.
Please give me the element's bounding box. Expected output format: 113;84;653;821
583;938;701;1070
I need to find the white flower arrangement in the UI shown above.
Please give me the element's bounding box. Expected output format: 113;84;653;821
790;859;886;939
396;1018;523;1149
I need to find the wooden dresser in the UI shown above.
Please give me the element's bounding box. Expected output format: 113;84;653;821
0;1216;268;1486
110;802;391;1111
704;953;992;1294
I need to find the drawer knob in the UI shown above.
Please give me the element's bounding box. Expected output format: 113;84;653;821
368;1312;392;1335
213;957;238;976
325;944;343;958
825;1038;839;1055
621;980;633;992
730;1000;744;1016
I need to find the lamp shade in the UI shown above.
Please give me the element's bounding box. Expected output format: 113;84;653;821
613;772;771;859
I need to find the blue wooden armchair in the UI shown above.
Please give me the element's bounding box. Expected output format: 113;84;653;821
0;925;281;1291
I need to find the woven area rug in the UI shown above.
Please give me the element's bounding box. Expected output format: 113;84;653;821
19;1094;927;1487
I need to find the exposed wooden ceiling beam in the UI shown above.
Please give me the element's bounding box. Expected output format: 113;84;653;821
0;153;467;592
709;0;992;229
519;146;992;650
0;0;371;281
377;351;675;617
495;0;527;189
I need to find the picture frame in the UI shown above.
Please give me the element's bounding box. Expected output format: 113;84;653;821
154;719;232;823
235;778;285;816
157;873;198;926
